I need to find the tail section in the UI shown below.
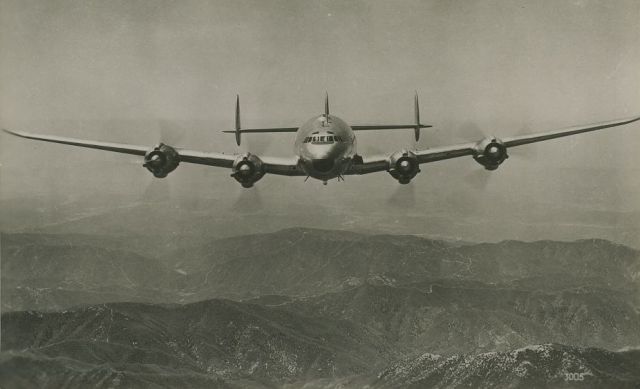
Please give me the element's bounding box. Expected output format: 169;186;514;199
224;92;431;145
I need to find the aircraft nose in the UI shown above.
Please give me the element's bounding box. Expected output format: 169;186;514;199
312;158;335;173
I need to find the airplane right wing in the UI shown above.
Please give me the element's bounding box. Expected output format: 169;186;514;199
500;115;640;147
2;129;304;188
346;115;640;181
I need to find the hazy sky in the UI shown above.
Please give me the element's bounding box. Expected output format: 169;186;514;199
1;0;639;243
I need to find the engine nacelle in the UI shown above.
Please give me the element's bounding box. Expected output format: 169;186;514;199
473;137;508;170
143;143;180;178
388;150;420;184
232;153;265;188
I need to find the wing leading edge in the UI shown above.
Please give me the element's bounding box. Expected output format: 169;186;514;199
347;115;640;174
2;129;304;176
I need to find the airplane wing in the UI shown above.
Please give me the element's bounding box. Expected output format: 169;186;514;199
501;116;640;147
2;129;303;176
347;115;640;175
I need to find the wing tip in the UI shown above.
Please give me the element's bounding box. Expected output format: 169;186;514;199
2;128;23;137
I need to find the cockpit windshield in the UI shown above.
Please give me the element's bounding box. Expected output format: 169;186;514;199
303;134;344;144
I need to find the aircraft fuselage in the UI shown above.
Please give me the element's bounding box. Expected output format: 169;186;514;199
294;115;356;180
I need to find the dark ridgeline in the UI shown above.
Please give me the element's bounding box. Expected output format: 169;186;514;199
2;228;640;388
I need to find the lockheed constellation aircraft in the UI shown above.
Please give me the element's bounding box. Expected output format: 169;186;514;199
4;94;640;187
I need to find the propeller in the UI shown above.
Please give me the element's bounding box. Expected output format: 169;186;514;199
454;122;535;190
157;119;187;145
511;124;537;161
387;182;416;208
141;176;172;202
245;134;273;155
464;168;492;190
136;119;187;202
232;186;263;213
457;121;486;141
360;144;387;158
457;121;534;160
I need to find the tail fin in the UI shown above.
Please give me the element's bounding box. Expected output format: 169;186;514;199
324;92;330;118
235;95;241;146
414;92;421;142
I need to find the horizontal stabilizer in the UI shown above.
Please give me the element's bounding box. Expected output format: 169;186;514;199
351;124;431;131
223;127;299;134
223;125;431;134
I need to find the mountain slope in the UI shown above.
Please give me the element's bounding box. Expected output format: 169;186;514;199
1;299;397;387
1;233;184;311
374;344;640;389
0;351;236;389
281;280;640;355
180;229;640;300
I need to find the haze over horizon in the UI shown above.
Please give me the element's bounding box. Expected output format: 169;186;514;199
1;0;639;246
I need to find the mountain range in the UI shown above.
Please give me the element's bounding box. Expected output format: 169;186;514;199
4;228;639;309
2;300;639;388
2;227;640;387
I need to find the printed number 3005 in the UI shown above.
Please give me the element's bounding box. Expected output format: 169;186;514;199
565;373;585;381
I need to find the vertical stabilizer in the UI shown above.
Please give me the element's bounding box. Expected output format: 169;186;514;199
414;92;421;141
235;95;241;146
324;92;330;118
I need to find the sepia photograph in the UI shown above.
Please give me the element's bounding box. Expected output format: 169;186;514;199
1;0;639;388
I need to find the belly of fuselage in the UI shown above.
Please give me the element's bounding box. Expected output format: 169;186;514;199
295;115;355;180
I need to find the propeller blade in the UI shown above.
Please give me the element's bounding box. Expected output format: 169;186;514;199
158;119;186;145
509;125;537;161
457;121;486;141
245;135;273;155
141;176;171;202
464;168;492;190
431;121;485;146
360;145;387;157
232;186;263;213
387;182;416;208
